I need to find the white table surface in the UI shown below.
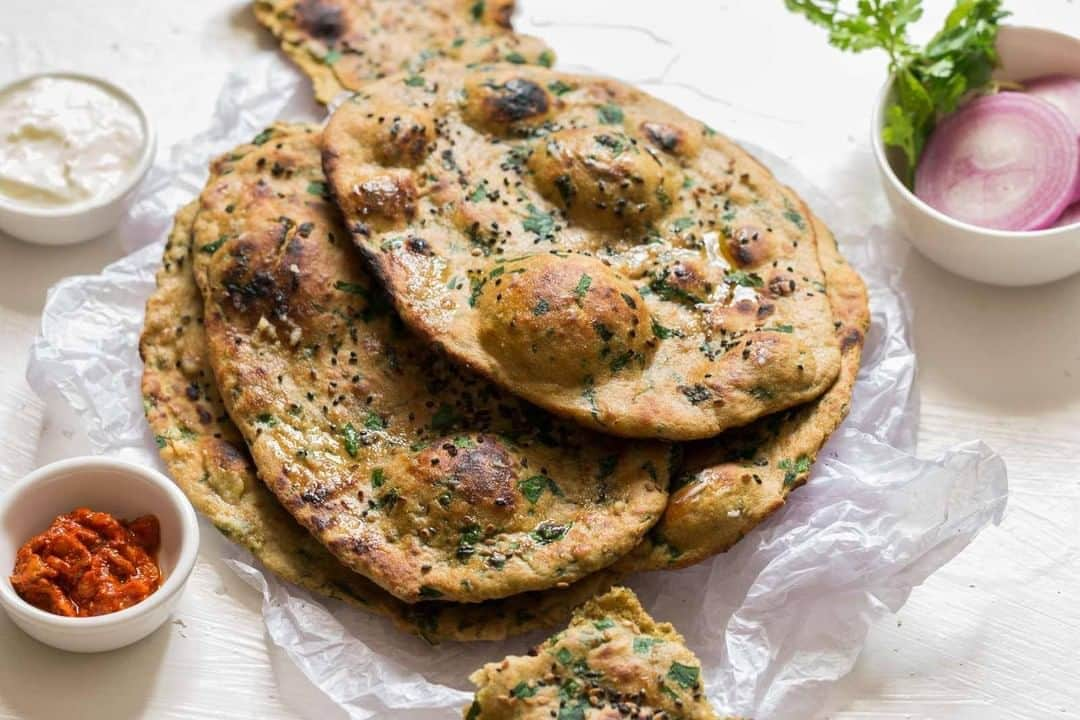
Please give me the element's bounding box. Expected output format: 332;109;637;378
2;1;1079;718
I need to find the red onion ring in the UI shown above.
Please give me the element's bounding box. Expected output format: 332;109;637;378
915;92;1080;231
1053;202;1080;229
1025;75;1080;203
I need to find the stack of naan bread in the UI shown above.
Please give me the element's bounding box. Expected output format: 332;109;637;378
140;0;869;644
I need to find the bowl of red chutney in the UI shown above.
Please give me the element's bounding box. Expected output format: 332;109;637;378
0;456;199;652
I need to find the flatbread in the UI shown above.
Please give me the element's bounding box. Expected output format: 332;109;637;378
465;587;723;720
254;0;554;104
322;62;842;441
615;212;870;572
191;124;671;604
141;200;624;642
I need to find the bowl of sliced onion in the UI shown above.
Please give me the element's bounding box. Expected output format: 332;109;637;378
873;26;1080;287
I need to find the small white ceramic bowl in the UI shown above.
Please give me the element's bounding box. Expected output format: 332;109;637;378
0;456;198;653
0;71;156;246
872;26;1080;287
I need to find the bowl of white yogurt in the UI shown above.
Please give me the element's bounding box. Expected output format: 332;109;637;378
0;72;155;245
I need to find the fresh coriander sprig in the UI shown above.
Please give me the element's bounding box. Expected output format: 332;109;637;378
786;0;1009;180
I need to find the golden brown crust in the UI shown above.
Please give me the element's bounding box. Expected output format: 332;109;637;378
322;63;842;441
140;199;629;642
465;587;722;720
190;124;671;604
616;210;871;571
253;0;555;104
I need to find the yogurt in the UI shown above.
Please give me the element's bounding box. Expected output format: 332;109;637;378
0;75;145;209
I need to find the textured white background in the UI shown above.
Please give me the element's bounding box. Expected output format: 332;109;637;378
1;1;1078;718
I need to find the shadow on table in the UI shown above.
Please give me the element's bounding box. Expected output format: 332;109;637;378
897;241;1080;416
0;613;170;719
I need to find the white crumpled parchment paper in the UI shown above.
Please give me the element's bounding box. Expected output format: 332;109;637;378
27;53;1007;720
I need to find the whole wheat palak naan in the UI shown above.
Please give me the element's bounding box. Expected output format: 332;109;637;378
465;587;724;720
254;0;554;105
322;63;842;441
616;213;870;572
141;200;624;641
190;124;671;604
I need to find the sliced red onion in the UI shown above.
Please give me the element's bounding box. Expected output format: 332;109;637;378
915;93;1080;231
1026;75;1080;127
1054;202;1080;229
1025;75;1080;202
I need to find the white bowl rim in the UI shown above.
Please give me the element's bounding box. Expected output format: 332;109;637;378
0;456;198;630
0;71;157;219
871;24;1080;240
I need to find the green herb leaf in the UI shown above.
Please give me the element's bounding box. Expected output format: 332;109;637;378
558;701;586;720
511;681;536;699
597;103;624;125
468;181;489;203
519;474;561;504
651;318;683;339
666;661;700;689
779;454;814;487
724;270;764;288
460;523;483;547
522;204;556;239
371;468;385;488
468;276;486;307
548;80;574;96
341;423;360;457
200;236;227;254
334;280;368;296
307;180;329;197
650;271;706;305
323;49;341;65
672;216;695;233
783;202;807;230
404;74;425;87
519;475;547;504
531;521;571;544
538;50;555;68
633;635;662;654
574;273;592;301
